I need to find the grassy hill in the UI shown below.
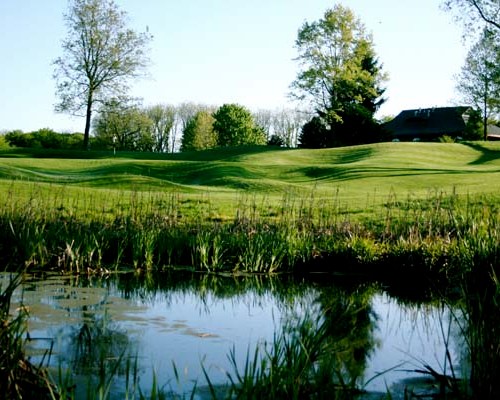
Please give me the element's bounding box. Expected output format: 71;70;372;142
1;142;500;218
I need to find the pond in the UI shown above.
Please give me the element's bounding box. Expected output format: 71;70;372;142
3;271;469;399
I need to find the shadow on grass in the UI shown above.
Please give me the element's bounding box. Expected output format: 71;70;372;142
333;146;374;164
463;141;500;165
0;145;285;162
295;165;500;183
0;159;268;190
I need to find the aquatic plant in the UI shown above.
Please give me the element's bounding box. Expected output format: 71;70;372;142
0;272;55;398
0;185;499;284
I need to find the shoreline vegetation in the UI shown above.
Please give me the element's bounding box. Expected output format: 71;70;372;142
1;142;499;398
0;142;498;279
0;183;498;283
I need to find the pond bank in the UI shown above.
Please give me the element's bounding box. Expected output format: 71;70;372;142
1;192;498;282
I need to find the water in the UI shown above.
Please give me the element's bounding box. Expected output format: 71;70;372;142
2;271;465;399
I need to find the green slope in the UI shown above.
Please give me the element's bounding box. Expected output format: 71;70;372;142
1;142;499;212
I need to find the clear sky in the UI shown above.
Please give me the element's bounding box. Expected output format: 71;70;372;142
0;0;467;133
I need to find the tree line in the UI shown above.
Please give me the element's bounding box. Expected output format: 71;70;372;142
4;0;497;151
50;1;390;151
2;104;309;152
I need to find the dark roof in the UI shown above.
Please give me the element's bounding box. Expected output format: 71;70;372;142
384;106;471;138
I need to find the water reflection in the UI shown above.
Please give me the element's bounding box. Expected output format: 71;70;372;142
3;271;492;398
315;284;379;390
461;273;500;399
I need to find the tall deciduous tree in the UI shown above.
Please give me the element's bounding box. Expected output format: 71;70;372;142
456;28;500;140
290;4;387;146
54;0;152;150
171;103;215;152
180;111;217;151
213;104;266;146
443;0;500;32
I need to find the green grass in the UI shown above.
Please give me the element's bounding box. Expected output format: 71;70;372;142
0;142;499;275
1;142;500;219
1;142;499;398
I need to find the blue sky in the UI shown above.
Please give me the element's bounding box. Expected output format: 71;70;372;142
0;0;467;133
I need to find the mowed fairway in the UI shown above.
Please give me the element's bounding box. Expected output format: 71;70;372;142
1;142;500;218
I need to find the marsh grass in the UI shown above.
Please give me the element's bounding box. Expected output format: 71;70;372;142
202;311;380;400
0;272;56;398
1;184;499;284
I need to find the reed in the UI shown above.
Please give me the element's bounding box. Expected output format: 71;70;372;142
0;272;56;398
203;312;371;399
0;185;498;285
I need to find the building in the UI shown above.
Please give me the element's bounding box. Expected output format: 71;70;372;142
384;106;472;142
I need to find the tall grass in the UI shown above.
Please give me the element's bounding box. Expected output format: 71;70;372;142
205;301;379;400
0;184;498;284
0;272;56;398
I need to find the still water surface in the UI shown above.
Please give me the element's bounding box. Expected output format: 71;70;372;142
3;271;463;399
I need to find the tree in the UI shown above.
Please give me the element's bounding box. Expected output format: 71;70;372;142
32;128;64;149
252;108;308;147
213;104;266;146
290;5;387;146
456;28;500;140
171;103;215;152
298;116;328;148
180;111;217;151
443;0;500;32
146;105;175;153
267;134;285;147
4;130;31;148
252;109;274;141
93;100;154;151
273;108;308;148
463;108;484;140
54;0;152;150
0;134;8;149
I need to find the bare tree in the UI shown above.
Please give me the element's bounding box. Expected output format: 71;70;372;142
273;108;309;147
93;99;154;151
54;0;152;149
146;104;175;153
252;109;274;140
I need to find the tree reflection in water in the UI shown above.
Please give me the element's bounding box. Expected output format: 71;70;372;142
67;308;130;375
460;270;500;399
11;269;500;399
315;284;379;391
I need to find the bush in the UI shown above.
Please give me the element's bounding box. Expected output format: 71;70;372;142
439;135;456;143
0;133;9;149
4;129;84;150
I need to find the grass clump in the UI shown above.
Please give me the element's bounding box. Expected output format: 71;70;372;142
0;183;498;288
0;273;55;399
208;315;365;400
